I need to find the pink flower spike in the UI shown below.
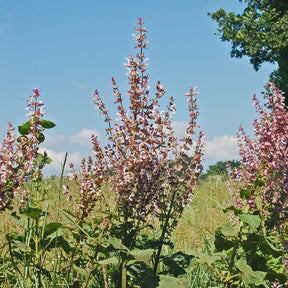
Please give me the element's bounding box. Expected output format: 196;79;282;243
33;88;41;96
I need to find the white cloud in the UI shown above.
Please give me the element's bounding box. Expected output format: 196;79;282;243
69;128;102;148
41;129;102;150
203;135;240;169
44;135;66;149
171;121;188;139
35;129;103;176
39;148;83;176
39;128;240;175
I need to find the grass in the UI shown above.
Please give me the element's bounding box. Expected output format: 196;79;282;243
173;175;231;250
0;175;231;287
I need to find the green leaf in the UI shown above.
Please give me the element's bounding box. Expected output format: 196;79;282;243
73;265;88;277
108;236;130;252
44;222;62;236
99;256;119;265
45;156;52;164
23;207;43;220
192;250;221;267
239;214;261;231
240;188;251;200
254;178;265;188
235;258;252;274
40;119;56;129
37;132;45;143
17;135;28;143
126;261;157;288
223;205;242;215
35;153;52;164
243;271;267;287
58;236;72;254
13;240;32;253
131;248;154;263
162;251;194;277
158;275;190;288
18;121;31;135
214;228;234;251
259;235;283;257
219;222;238;237
235;258;267;286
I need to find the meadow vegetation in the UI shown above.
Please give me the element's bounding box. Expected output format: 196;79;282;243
1;18;288;288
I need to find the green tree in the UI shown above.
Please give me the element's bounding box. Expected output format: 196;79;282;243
209;0;288;104
200;160;241;181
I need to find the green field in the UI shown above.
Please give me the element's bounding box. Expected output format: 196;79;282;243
0;175;232;287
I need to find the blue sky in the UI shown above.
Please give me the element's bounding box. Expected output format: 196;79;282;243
0;0;275;175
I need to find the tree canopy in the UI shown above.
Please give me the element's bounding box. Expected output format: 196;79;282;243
200;160;241;181
209;0;288;104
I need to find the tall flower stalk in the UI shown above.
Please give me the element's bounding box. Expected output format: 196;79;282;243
0;89;54;212
71;18;203;287
229;83;288;230
227;83;288;277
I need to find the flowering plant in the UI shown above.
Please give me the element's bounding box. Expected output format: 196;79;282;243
228;83;288;232
0;89;55;211
69;17;203;287
191;84;288;287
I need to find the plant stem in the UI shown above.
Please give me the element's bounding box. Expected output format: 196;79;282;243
121;255;127;288
121;203;128;288
83;265;93;288
153;188;177;276
228;243;238;273
101;264;108;288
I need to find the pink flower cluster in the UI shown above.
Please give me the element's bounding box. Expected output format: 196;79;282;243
70;18;204;226
0;89;44;211
229;83;288;230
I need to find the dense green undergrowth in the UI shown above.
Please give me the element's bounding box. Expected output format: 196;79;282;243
1;174;286;287
0;176;230;288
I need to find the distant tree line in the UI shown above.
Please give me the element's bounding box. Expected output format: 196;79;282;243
200;160;241;181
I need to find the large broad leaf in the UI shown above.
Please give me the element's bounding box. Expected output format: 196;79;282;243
10;212;26;228
44;222;62;236
13;240;31;253
162;251;194;277
239;214;261;232
219;222;238;237
73;265;88;277
18;121;31;135
259;235;283;257
157;275;190;288
236;258;267;286
98;256;119;265
37;132;45;143
131;248;154;263
214;228;234;252
42;231;66;252
127;262;158;288
192;250;221;267
108;236;130;252
23;207;43;220
40;119;56;129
